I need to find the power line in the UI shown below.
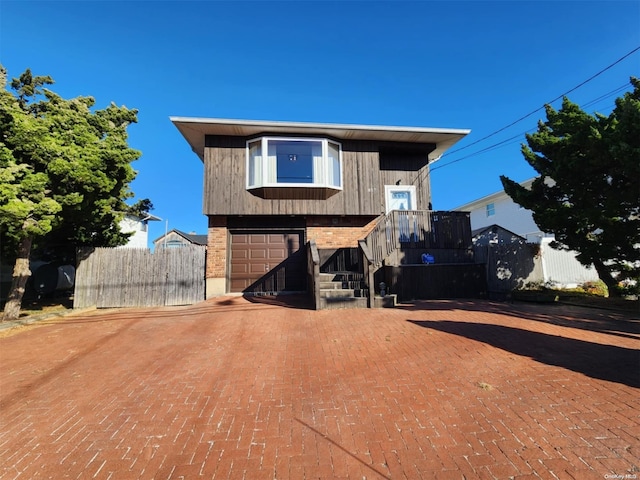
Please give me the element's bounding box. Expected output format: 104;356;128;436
412;75;635;186
430;88;627;174
437;46;640;161
582;83;629;109
431;129;535;172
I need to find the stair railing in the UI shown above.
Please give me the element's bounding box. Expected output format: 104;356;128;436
363;210;472;270
358;239;375;308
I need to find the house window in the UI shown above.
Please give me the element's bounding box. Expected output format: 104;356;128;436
247;137;342;190
384;185;416;213
164;239;185;248
486;203;495;217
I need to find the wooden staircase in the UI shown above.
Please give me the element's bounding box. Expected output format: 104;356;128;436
307;211;473;310
318;271;369;310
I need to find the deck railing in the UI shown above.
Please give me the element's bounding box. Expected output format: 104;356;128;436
364;210;472;268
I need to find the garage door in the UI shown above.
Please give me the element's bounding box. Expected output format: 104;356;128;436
230;232;306;293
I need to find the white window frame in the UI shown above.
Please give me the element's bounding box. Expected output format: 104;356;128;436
486;203;496;217
384;185;416;213
246;136;343;190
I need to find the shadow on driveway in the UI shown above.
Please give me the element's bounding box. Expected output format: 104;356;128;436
408;319;640;388
399;300;640;340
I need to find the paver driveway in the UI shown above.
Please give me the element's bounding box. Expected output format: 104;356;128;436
0;297;638;479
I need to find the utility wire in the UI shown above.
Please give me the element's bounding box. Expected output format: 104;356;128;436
430;92;624;175
411;86;630;190
412;47;640;187
437;46;640;161
431;129;535;172
582;83;629;109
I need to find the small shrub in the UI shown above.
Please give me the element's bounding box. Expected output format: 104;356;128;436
580;280;608;297
614;277;639;298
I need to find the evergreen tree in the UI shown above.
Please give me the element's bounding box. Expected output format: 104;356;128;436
0;66;141;319
501;77;640;297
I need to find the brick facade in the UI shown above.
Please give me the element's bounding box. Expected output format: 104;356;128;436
207;216;227;278
205;215;380;290
306;215;379;249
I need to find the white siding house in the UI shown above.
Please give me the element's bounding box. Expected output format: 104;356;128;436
118;214;162;249
455;178;600;288
456;179;551;243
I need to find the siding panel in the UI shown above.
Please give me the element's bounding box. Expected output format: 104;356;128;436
203;136;432;216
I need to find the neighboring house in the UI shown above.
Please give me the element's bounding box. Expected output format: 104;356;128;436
455;178;550;243
118;213;162;249
472;224;526;246
154;229;208;250
455;179;600;288
171;117;470;299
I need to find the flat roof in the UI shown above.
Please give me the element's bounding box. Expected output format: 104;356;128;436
170;117;471;162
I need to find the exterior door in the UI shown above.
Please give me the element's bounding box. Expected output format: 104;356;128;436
385;185;416;213
229;231;305;293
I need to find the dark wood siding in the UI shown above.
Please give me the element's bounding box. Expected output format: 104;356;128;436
203;136;434;216
381;264;487;301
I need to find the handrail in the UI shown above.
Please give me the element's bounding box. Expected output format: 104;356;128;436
358;239;374;265
358;239;375;307
362;210;472;270
309;239;320;265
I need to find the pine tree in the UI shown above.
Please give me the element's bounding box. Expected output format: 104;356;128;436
0;66;141;319
501;78;640;297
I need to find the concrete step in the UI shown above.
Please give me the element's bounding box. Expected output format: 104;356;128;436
373;294;398;308
320;288;368;298
317;271;372;309
318;295;369;310
319;281;344;289
319;273;337;281
319;271;364;282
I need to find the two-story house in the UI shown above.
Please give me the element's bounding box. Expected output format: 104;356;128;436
454;178;550;243
171;117;471;301
118;213;162;249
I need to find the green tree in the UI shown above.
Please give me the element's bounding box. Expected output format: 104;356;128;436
0;66;142;320
501;77;640;297
127;198;154;217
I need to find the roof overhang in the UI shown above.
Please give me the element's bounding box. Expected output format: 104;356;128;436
170;117;470;163
125;213;162;222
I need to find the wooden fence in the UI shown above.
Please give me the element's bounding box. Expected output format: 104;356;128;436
474;243;543;298
74;246;206;308
380;264;487;300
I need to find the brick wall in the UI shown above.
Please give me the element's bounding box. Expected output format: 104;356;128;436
206;215;380;277
207;216;227;278
306;216;379;249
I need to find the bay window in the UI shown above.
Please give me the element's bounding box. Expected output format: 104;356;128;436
247;137;342;191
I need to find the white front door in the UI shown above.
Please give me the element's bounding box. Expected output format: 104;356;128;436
385;185;416;213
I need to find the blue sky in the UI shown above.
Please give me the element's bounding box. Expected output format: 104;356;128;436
1;1;639;247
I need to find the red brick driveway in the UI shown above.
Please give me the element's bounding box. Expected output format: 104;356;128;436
1;298;638;479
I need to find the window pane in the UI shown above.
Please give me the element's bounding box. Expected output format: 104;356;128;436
486;203;495;216
271;140;317;183
248;140;262;187
246;137;342;191
328;142;341;187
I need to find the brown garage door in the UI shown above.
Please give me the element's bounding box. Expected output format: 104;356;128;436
230;232;306;293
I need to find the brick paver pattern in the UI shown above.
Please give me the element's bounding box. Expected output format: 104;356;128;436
0;298;638;479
